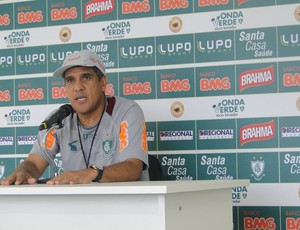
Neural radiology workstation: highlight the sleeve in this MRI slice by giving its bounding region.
[29,128,59,164]
[118,103,149,169]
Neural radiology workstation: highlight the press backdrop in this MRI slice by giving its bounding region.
[0,0,300,229]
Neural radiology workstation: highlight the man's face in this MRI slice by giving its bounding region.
[63,66,107,116]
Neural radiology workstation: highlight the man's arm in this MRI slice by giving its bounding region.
[46,158,143,185]
[0,154,49,185]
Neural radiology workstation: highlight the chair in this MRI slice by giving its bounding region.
[148,154,163,181]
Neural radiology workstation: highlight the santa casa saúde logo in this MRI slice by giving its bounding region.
[213,98,245,117]
[102,21,131,39]
[211,11,243,30]
[4,30,30,48]
[4,108,31,126]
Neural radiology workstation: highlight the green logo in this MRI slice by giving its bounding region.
[102,139,112,158]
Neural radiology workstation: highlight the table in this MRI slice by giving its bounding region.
[0,180,249,230]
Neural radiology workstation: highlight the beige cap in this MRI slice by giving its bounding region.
[53,49,106,77]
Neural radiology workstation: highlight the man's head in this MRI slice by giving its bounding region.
[53,50,105,78]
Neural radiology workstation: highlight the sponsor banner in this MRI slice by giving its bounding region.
[16,46,47,75]
[195,30,235,63]
[237,118,278,149]
[83,40,118,70]
[155,0,193,16]
[0,3,13,31]
[105,72,118,96]
[0,79,14,107]
[16,126,37,154]
[0,104,63,128]
[156,34,194,65]
[197,153,236,180]
[195,0,234,12]
[146,122,157,151]
[236,183,300,206]
[48,77,69,105]
[281,207,300,230]
[118,0,154,19]
[196,65,235,97]
[280,151,300,183]
[279,116,300,148]
[237,152,279,183]
[235,27,276,60]
[238,206,279,230]
[278,60,300,93]
[15,77,47,106]
[235,0,276,8]
[14,1,47,29]
[0,48,14,76]
[119,37,155,68]
[119,70,155,100]
[139,93,300,122]
[278,25,300,58]
[82,0,116,22]
[0,128,15,154]
[47,0,81,26]
[157,120,195,150]
[157,68,195,99]
[48,43,82,74]
[236,62,277,95]
[159,154,196,180]
[0,4,298,49]
[197,119,236,150]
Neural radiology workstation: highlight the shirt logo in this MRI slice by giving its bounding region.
[102,139,113,158]
[68,140,78,151]
[119,121,129,152]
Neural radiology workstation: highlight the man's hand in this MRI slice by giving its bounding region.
[0,171,37,186]
[46,168,96,185]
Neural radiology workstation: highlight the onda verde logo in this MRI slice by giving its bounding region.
[213,98,245,117]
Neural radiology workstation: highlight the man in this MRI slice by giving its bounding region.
[0,50,149,185]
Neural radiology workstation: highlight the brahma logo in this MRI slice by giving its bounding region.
[84,0,114,20]
[239,65,274,91]
[199,129,233,140]
[240,120,275,146]
[237,0,249,6]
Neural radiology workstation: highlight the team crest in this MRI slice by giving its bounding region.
[0,164,5,179]
[251,157,265,181]
[102,139,113,159]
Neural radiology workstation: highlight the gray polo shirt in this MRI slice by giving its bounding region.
[31,96,149,181]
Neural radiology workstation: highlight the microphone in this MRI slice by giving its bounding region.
[39,104,73,131]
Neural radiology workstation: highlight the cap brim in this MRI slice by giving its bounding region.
[53,64,102,77]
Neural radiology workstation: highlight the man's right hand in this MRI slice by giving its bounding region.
[0,171,37,185]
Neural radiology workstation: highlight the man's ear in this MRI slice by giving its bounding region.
[101,75,108,91]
